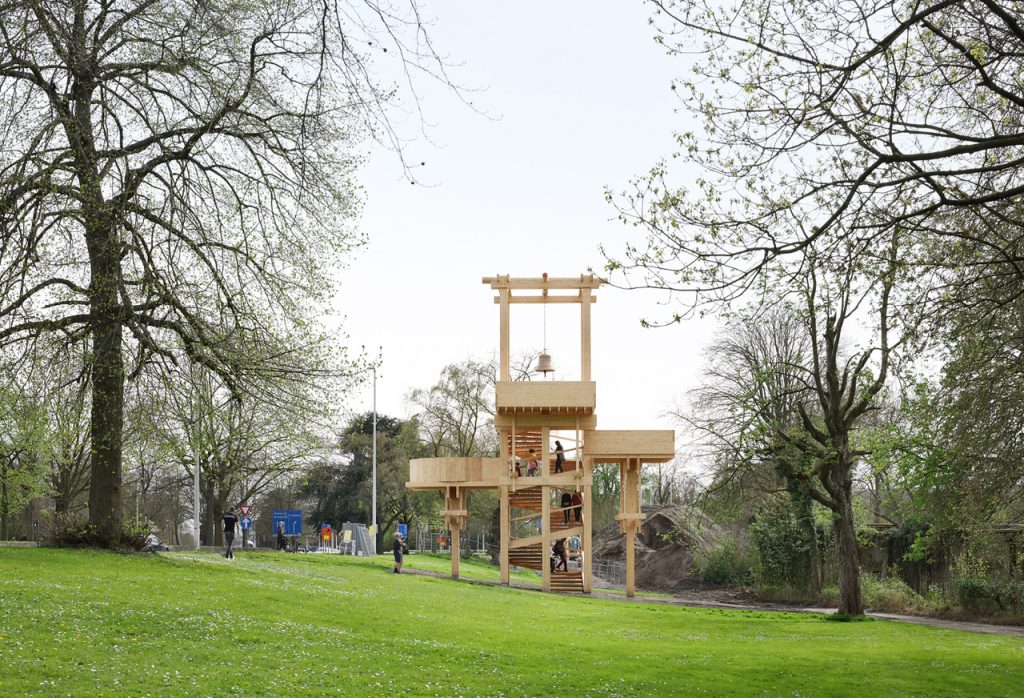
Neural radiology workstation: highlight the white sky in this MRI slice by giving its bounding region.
[332,2,717,433]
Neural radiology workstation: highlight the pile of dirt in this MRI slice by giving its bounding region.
[591,504,723,591]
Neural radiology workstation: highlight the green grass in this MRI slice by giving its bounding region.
[1,548,1022,696]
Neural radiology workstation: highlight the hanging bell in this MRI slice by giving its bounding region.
[534,352,555,376]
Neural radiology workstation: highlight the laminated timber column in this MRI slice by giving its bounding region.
[580,286,592,381]
[443,486,468,579]
[619,458,643,598]
[541,426,550,476]
[499,428,510,584]
[541,482,552,591]
[583,457,594,593]
[499,284,510,381]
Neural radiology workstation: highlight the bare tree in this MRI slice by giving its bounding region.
[607,1,1024,304]
[0,1,452,544]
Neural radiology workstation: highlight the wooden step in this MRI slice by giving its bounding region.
[550,570,584,592]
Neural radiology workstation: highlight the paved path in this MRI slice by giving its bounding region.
[401,567,1024,638]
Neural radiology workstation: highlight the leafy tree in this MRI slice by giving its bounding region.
[608,0,1024,305]
[304,412,437,551]
[0,375,50,539]
[0,0,450,545]
[407,359,500,458]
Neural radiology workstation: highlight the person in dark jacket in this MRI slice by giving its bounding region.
[222,507,239,559]
[571,490,583,523]
[554,441,565,473]
[560,491,573,525]
[277,522,288,552]
[393,532,408,573]
[552,538,568,572]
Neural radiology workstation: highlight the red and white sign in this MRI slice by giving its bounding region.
[239,505,254,517]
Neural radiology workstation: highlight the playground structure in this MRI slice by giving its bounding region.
[406,274,675,595]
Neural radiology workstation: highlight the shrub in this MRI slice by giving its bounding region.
[750,496,828,590]
[821,573,932,614]
[43,512,150,552]
[43,512,97,547]
[695,539,752,586]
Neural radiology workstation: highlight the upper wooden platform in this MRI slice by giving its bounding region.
[495,381,596,415]
[584,430,675,463]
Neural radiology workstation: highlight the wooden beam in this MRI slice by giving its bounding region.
[493,295,597,304]
[580,287,593,379]
[499,287,510,382]
[483,275,604,290]
[542,483,551,592]
[583,470,593,593]
[500,484,510,584]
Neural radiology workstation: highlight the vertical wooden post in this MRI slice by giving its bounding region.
[500,484,510,584]
[451,524,461,579]
[580,287,592,381]
[542,484,552,591]
[583,469,593,593]
[499,285,510,381]
[541,426,550,477]
[625,523,636,598]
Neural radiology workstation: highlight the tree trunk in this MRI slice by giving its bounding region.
[86,231,125,547]
[1,468,8,541]
[833,490,863,615]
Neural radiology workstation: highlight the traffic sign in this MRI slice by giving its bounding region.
[239,505,253,517]
[272,509,303,536]
[239,516,252,529]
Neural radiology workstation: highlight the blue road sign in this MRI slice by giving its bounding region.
[272,509,303,536]
[397,523,408,539]
[239,516,252,530]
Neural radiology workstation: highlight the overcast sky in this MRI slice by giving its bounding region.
[331,2,717,434]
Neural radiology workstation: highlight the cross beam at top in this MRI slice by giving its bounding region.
[485,273,606,381]
[483,274,604,291]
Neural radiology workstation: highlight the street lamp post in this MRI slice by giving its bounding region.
[371,366,377,555]
[192,440,200,550]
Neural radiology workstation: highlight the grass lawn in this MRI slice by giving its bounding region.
[1,548,1022,696]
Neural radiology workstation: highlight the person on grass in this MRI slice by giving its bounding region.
[222,507,239,559]
[391,532,407,569]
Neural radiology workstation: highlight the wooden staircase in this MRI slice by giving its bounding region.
[507,485,585,593]
[508,543,542,570]
[509,486,542,511]
[550,569,584,593]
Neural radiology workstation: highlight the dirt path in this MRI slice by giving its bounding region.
[402,567,1024,638]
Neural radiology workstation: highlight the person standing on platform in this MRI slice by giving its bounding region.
[554,441,565,474]
[571,490,583,523]
[222,507,239,559]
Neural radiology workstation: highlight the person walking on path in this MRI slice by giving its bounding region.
[222,507,240,559]
[554,441,565,474]
[571,490,583,523]
[277,522,288,552]
[393,532,408,574]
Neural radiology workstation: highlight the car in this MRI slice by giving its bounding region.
[143,534,169,552]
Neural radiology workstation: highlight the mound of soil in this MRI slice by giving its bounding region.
[591,504,722,591]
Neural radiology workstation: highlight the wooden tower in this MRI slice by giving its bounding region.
[407,274,674,596]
